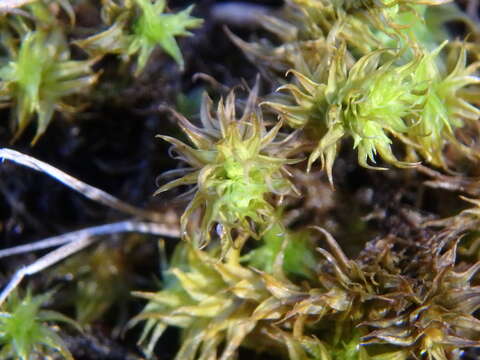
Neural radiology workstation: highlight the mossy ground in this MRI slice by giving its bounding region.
[0,0,479,359]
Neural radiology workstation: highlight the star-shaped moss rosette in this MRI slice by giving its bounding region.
[248,227,480,360]
[129,243,269,359]
[129,241,263,359]
[265,46,418,184]
[0,290,80,360]
[358,243,480,360]
[266,41,480,183]
[0,29,98,143]
[406,43,480,167]
[155,84,299,248]
[76,0,202,75]
[129,219,480,360]
[130,239,346,360]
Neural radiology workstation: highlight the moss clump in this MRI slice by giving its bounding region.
[0,291,79,360]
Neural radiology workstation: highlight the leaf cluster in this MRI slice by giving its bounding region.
[155,83,300,251]
[0,3,97,143]
[234,0,480,183]
[4,1,480,360]
[0,290,79,360]
[76,0,203,74]
[0,0,202,143]
[133,1,480,359]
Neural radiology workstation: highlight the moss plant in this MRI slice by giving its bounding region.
[0,24,98,143]
[3,0,480,360]
[407,44,480,166]
[234,0,480,183]
[0,0,202,143]
[76,0,203,74]
[265,46,417,182]
[266,42,480,182]
[155,84,299,251]
[0,290,79,360]
[129,242,268,359]
[131,0,480,359]
[133,225,480,360]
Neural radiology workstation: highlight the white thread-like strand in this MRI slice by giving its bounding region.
[0,220,179,259]
[0,220,179,305]
[0,148,176,225]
